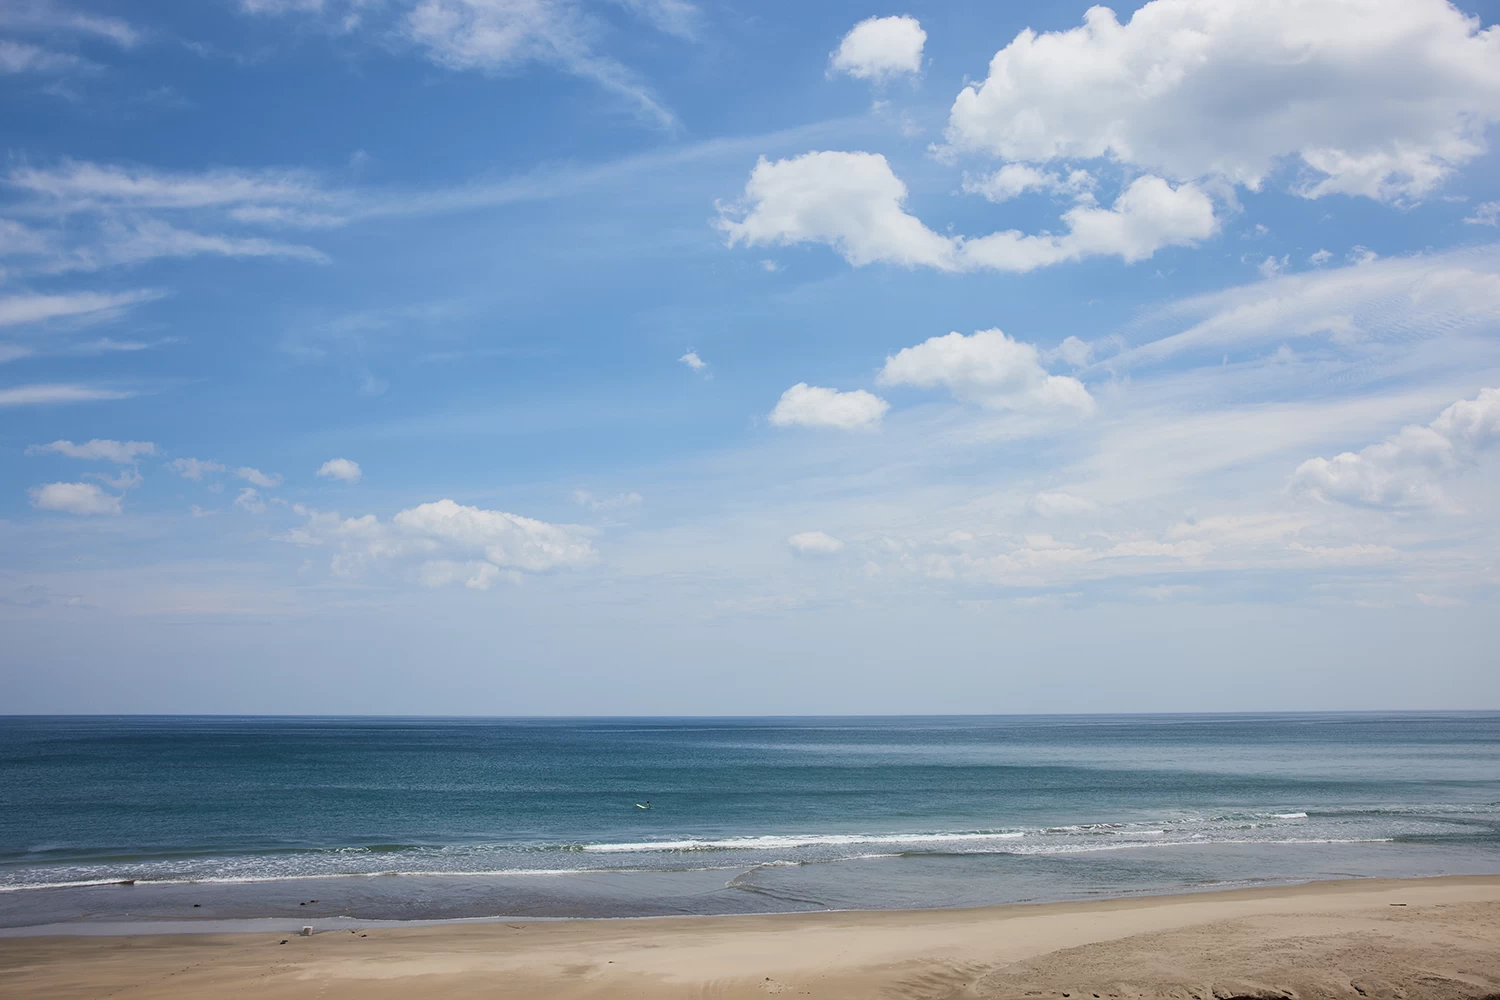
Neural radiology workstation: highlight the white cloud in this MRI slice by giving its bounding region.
[958,175,1217,272]
[10,160,327,211]
[0,383,134,406]
[944,0,1500,203]
[768,383,889,431]
[26,439,155,462]
[316,457,362,484]
[679,350,708,371]
[93,220,328,267]
[239,0,328,15]
[962,164,1093,203]
[0,39,91,74]
[169,457,226,481]
[234,487,268,514]
[611,0,698,40]
[1113,247,1500,369]
[719,153,1214,273]
[1290,387,1500,508]
[1309,249,1333,266]
[417,559,507,590]
[236,467,283,488]
[0,4,140,47]
[1257,254,1288,279]
[878,329,1095,414]
[0,290,160,328]
[90,467,142,491]
[718,152,958,270]
[573,490,643,511]
[29,481,122,515]
[1030,491,1099,517]
[788,531,845,555]
[403,0,679,128]
[829,15,925,82]
[1466,201,1500,227]
[288,498,598,585]
[2,162,334,276]
[1047,335,1093,368]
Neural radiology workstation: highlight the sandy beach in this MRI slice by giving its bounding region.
[3,876,1498,999]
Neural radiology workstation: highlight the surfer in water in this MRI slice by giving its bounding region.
[636,801,651,809]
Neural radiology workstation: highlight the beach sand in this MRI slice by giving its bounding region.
[3,876,1497,999]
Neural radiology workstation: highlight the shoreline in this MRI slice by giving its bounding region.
[0,871,1438,938]
[5,876,1499,998]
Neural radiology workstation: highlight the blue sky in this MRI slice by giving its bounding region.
[3,0,1499,714]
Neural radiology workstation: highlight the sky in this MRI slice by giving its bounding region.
[2,0,1499,715]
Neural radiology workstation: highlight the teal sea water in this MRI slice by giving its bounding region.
[1,713,1497,929]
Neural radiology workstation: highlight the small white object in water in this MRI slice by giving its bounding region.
[300,926,313,937]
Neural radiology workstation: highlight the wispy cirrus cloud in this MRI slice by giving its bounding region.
[235,0,693,129]
[0,289,161,328]
[0,382,135,406]
[0,2,142,49]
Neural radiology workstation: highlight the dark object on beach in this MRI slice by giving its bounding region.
[359,934,367,938]
[193,904,200,907]
[279,940,287,945]
[299,902,305,906]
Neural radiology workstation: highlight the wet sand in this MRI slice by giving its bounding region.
[3,875,1497,999]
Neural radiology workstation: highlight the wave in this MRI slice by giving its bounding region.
[4,804,1490,892]
[580,830,1025,853]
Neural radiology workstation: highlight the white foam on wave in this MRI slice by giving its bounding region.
[580,830,1026,853]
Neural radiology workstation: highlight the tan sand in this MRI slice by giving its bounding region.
[3,876,1498,999]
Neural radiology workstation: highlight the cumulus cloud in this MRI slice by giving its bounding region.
[768,383,889,430]
[679,351,708,371]
[943,0,1500,203]
[1466,201,1500,227]
[718,152,958,270]
[958,176,1217,272]
[316,457,362,484]
[28,481,122,515]
[788,530,845,555]
[168,457,226,481]
[878,329,1095,414]
[26,439,155,462]
[287,498,598,587]
[1290,387,1500,508]
[234,487,268,514]
[962,164,1094,203]
[236,466,282,488]
[718,153,1215,273]
[829,15,925,81]
[1047,336,1094,368]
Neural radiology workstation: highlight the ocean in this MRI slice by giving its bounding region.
[2,713,1498,930]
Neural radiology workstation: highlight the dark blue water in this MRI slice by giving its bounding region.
[1,714,1497,928]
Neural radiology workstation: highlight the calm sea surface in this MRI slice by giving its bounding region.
[1,714,1497,928]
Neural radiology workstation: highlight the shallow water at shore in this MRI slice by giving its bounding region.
[3,713,1497,927]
